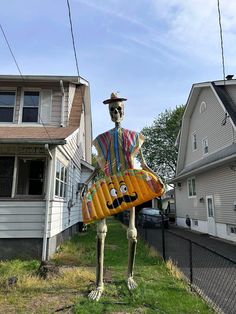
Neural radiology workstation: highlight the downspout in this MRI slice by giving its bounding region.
[42,145,53,261]
[60,80,65,127]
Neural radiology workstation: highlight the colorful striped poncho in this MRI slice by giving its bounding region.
[93,127,144,176]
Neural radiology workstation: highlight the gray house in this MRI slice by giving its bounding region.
[171,78,236,243]
[0,75,93,259]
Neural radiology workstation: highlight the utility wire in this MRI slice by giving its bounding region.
[66,0,80,79]
[0,24,24,78]
[217,0,226,83]
[66,0,86,115]
[0,23,54,144]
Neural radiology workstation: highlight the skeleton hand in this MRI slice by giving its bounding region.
[88,286,104,301]
[80,183,88,200]
[127,277,138,290]
[127,228,137,242]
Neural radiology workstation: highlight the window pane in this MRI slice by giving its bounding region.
[192,179,196,195]
[60,182,63,197]
[188,179,192,196]
[22,108,38,122]
[17,159,44,195]
[0,157,14,197]
[56,161,60,179]
[24,91,39,107]
[60,166,65,181]
[0,92,15,107]
[55,179,60,196]
[0,108,14,122]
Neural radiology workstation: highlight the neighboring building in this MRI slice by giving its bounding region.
[171,78,236,242]
[162,189,176,222]
[162,188,175,210]
[0,75,93,259]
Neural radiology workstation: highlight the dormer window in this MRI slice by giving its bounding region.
[202,137,209,155]
[0,91,15,122]
[22,91,39,122]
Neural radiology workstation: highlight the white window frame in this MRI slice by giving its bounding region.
[200,101,207,114]
[20,88,41,124]
[192,132,197,151]
[55,159,68,198]
[202,137,209,155]
[0,89,16,123]
[187,177,196,198]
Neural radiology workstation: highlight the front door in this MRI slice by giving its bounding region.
[206,195,216,236]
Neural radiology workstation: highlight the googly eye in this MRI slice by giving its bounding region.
[110,188,117,197]
[120,184,128,194]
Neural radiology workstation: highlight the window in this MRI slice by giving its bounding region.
[228,225,236,235]
[200,101,207,113]
[0,91,15,122]
[22,91,39,122]
[188,177,196,197]
[192,132,197,151]
[55,160,68,198]
[17,159,45,196]
[202,138,208,155]
[0,157,14,197]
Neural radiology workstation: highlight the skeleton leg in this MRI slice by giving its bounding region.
[88,218,107,301]
[127,207,138,290]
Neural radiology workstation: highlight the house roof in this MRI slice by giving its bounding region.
[175,79,236,176]
[0,74,89,86]
[171,143,236,182]
[0,126,78,144]
[211,82,236,125]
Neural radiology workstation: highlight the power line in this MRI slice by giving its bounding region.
[0,24,24,78]
[66,0,86,117]
[66,0,80,79]
[0,23,54,144]
[217,0,226,83]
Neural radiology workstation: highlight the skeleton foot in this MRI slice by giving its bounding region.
[127,277,138,290]
[88,286,104,301]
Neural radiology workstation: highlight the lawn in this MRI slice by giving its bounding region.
[0,218,214,313]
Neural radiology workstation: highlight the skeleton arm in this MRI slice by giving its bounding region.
[139,148,157,177]
[80,164,100,197]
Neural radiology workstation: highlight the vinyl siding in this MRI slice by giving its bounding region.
[175,164,236,224]
[0,201,45,238]
[185,87,234,166]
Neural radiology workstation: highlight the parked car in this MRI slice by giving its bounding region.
[138,208,169,228]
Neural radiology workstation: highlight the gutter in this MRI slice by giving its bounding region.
[60,80,65,127]
[42,146,54,261]
[170,153,236,184]
[0,139,66,145]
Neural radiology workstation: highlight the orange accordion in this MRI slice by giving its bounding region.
[82,169,165,223]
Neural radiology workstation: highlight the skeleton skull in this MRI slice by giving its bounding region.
[109,101,124,123]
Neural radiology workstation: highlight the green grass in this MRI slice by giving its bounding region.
[0,218,214,313]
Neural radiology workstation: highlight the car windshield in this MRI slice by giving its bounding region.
[142,208,161,215]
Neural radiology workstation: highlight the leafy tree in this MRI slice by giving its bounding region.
[139,105,185,182]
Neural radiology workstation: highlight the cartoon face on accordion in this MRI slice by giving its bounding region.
[82,169,165,223]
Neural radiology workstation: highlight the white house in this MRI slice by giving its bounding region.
[0,75,93,260]
[171,78,236,243]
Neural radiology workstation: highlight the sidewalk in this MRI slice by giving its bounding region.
[170,225,236,262]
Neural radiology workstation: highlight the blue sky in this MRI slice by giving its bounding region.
[1,0,236,138]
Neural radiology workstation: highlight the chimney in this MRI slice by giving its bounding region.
[226,75,234,80]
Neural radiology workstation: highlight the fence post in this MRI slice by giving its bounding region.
[161,213,166,261]
[144,214,147,241]
[189,240,193,288]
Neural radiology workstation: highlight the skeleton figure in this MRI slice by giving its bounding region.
[83,93,155,301]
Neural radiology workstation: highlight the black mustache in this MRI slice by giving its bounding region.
[107,192,138,209]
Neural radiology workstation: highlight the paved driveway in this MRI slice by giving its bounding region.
[137,224,236,314]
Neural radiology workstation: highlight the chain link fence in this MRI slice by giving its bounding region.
[117,211,236,314]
